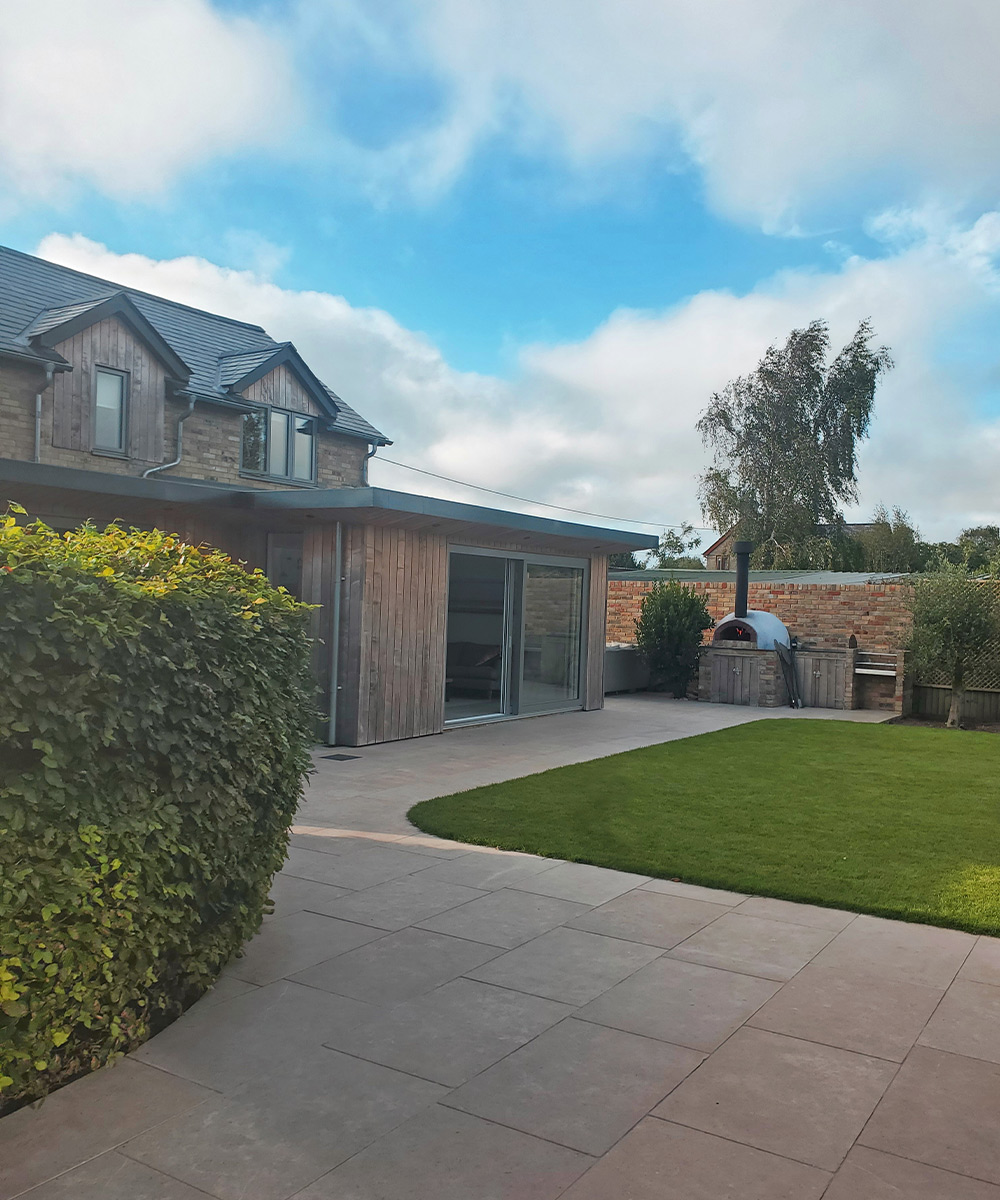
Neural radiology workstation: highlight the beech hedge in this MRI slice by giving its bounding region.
[0,510,314,1108]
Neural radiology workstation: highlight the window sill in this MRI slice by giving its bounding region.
[239,470,318,489]
[91,448,129,460]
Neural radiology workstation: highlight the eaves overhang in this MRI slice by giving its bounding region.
[245,486,659,552]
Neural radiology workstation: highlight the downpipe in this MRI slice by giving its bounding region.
[327,521,343,745]
[33,364,55,462]
[143,395,196,478]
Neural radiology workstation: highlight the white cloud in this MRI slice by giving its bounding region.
[305,0,1000,228]
[0,0,297,205]
[35,231,1000,541]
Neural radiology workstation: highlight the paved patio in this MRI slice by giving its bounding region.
[4,696,1000,1199]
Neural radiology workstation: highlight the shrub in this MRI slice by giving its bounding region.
[0,511,315,1109]
[635,582,714,697]
[908,568,1000,727]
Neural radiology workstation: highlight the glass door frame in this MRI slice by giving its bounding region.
[443,545,590,726]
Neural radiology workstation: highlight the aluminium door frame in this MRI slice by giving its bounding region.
[443,544,591,727]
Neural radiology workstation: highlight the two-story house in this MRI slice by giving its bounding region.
[0,245,654,745]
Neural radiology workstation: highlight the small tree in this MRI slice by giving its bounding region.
[648,523,704,569]
[909,569,1000,727]
[607,550,641,570]
[635,582,714,697]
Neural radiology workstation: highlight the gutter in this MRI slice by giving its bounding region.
[362,442,379,485]
[327,521,343,745]
[143,396,196,479]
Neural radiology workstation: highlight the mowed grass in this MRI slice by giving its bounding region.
[409,720,1000,935]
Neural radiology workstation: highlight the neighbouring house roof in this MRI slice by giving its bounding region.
[0,458,659,554]
[702,527,736,556]
[609,568,910,583]
[0,244,390,446]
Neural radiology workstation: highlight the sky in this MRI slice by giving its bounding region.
[1,0,999,544]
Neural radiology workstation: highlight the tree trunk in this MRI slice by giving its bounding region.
[947,665,965,729]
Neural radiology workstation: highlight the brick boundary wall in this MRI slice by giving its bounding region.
[607,577,913,653]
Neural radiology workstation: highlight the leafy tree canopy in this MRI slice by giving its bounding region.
[698,319,892,568]
[648,523,704,569]
[908,567,1000,726]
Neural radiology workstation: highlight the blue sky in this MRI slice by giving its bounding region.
[2,1,999,540]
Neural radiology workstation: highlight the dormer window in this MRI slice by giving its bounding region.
[241,406,316,483]
[94,368,127,453]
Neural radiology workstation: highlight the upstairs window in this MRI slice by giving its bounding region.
[241,407,316,482]
[94,368,127,453]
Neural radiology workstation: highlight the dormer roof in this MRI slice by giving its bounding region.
[0,245,390,445]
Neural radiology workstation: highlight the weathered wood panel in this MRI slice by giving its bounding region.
[51,316,167,461]
[241,365,320,415]
[912,684,1000,725]
[795,653,846,709]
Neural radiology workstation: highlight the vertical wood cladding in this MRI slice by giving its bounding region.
[51,317,166,462]
[336,525,450,746]
[241,365,320,416]
[335,528,605,747]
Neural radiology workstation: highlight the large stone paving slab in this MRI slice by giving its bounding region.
[917,978,1000,1064]
[19,1152,219,1199]
[860,1046,1000,1183]
[655,1027,897,1171]
[323,977,573,1086]
[808,913,975,988]
[568,888,729,948]
[825,1146,1000,1199]
[291,926,503,1006]
[507,861,651,905]
[667,911,837,980]
[748,962,944,1060]
[308,874,487,930]
[409,849,564,891]
[293,1105,591,1200]
[443,1017,703,1154]
[132,979,375,1093]
[124,1051,445,1200]
[415,887,590,948]
[560,1118,831,1199]
[466,926,662,1004]
[222,910,387,986]
[0,1060,213,1200]
[577,955,781,1050]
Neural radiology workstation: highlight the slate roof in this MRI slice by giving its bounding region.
[0,244,390,445]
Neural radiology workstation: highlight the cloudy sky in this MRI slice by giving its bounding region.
[2,0,999,542]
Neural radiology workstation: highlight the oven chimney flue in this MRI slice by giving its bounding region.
[734,540,752,619]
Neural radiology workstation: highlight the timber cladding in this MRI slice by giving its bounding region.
[332,527,609,747]
[607,577,913,652]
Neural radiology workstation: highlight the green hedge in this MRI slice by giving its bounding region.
[0,510,315,1108]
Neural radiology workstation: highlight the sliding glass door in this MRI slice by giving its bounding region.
[520,562,585,710]
[444,548,587,724]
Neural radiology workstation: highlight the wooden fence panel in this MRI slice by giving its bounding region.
[911,685,1000,724]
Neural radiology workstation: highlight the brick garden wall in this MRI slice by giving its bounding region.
[607,576,913,653]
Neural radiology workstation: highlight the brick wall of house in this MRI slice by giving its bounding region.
[0,362,39,460]
[607,576,913,652]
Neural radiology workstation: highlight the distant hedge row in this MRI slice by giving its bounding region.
[0,510,315,1108]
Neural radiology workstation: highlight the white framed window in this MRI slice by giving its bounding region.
[94,368,127,453]
[241,406,316,482]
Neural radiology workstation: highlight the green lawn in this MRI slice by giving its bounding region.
[409,721,1000,935]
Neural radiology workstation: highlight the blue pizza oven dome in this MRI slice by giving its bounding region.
[712,610,790,650]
